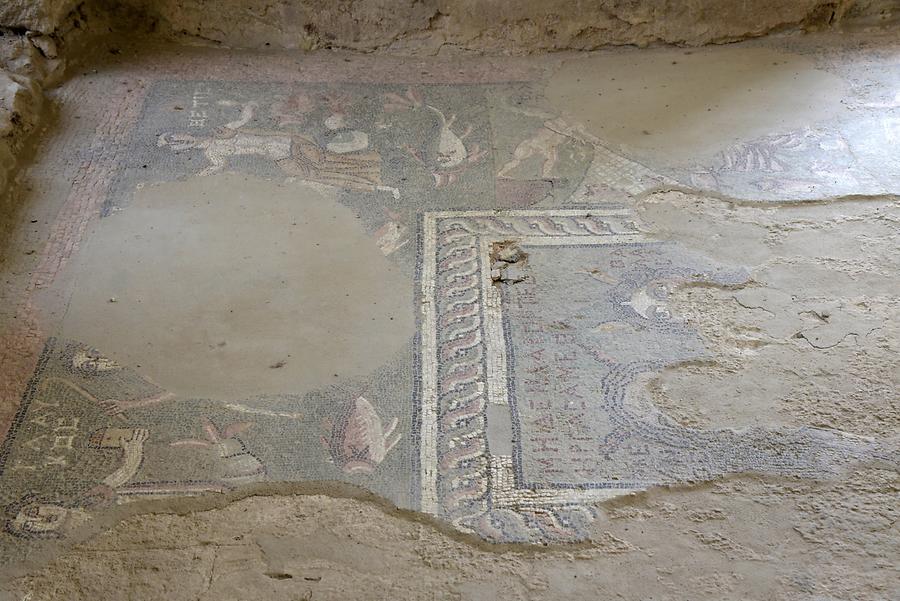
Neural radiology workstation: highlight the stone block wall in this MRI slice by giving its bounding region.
[102,0,898,51]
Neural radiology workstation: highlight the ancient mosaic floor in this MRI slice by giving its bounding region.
[1,34,899,565]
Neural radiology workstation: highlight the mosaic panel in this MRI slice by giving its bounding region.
[417,209,882,541]
[0,66,893,558]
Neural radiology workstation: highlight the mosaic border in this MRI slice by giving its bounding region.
[418,209,647,540]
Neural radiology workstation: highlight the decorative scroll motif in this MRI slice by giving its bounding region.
[419,209,646,541]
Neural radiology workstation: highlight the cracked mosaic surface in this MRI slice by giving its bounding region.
[1,39,899,558]
[415,210,881,541]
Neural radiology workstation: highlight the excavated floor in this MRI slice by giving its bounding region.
[0,31,898,600]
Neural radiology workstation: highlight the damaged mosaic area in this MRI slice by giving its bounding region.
[416,210,884,541]
[1,43,899,562]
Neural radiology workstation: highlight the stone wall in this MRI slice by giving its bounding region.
[0,31,51,204]
[97,0,900,51]
[1,1,88,198]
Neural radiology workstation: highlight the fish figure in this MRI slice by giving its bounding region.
[621,285,670,320]
[322,396,401,474]
[425,105,468,169]
[71,349,120,374]
[385,88,486,188]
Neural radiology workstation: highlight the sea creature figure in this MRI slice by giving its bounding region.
[717,128,849,173]
[497,119,571,179]
[322,396,401,474]
[426,105,469,169]
[382,88,424,112]
[621,284,671,320]
[270,92,315,127]
[171,417,266,483]
[71,349,120,374]
[384,87,486,188]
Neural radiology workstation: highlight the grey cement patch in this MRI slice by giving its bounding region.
[59,173,414,400]
[547,46,849,166]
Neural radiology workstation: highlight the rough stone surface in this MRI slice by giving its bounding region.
[0,1,94,210]
[97,0,900,51]
[3,471,899,600]
[0,35,42,199]
[0,0,81,34]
